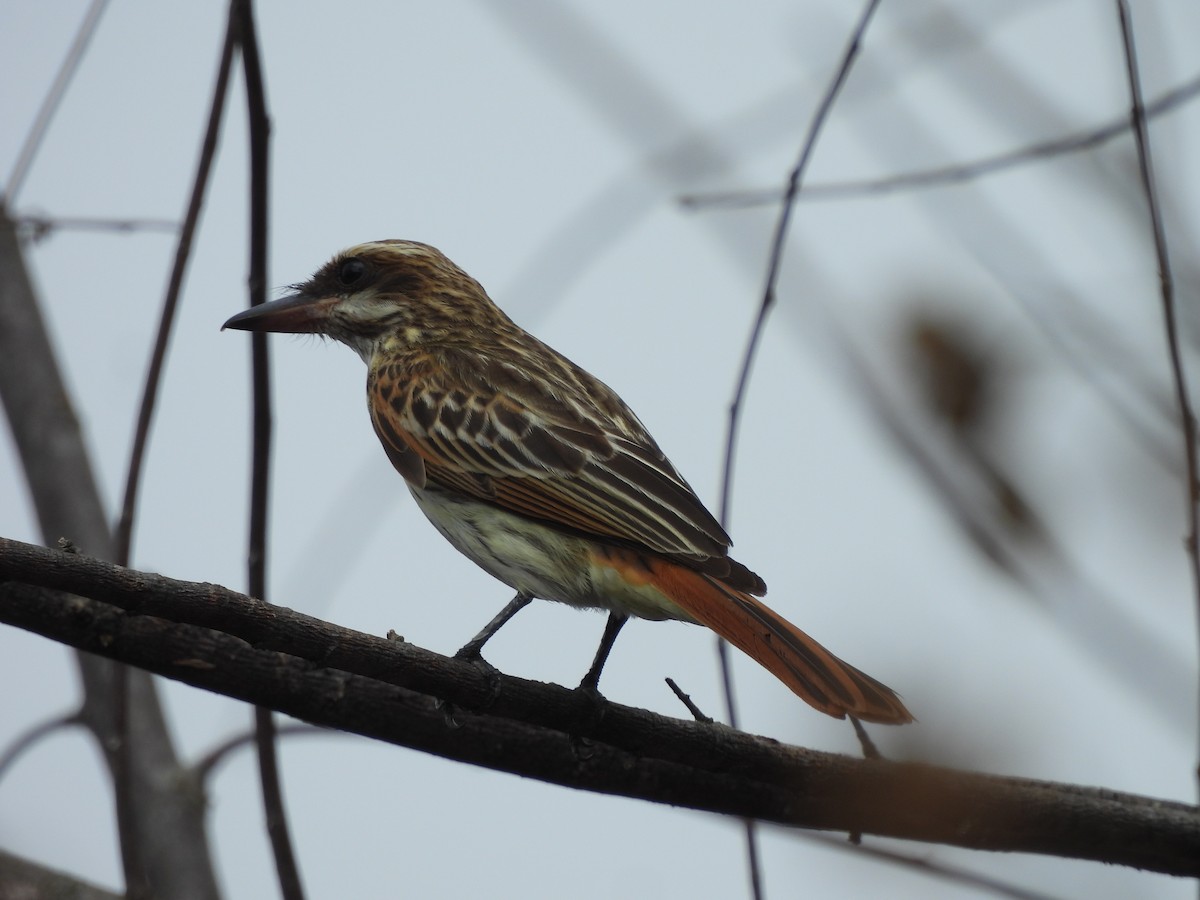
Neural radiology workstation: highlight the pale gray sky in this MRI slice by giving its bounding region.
[2,1,1199,897]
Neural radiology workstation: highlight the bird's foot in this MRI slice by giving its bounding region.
[570,677,611,735]
[453,638,489,663]
[453,646,504,709]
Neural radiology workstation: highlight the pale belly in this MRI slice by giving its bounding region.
[407,483,693,623]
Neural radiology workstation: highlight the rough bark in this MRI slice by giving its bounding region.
[1,537,1196,878]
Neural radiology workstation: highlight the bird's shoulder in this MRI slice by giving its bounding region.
[366,333,764,592]
[373,333,664,456]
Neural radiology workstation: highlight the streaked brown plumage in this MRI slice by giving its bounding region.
[223,240,912,724]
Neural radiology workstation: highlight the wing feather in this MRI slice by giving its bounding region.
[370,346,764,592]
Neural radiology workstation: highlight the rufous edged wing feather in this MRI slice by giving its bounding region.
[369,348,768,593]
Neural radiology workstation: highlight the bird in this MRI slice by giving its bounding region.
[223,240,912,724]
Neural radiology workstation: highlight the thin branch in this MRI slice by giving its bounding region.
[3,0,111,206]
[715,3,881,895]
[665,678,713,724]
[718,0,880,524]
[194,724,329,783]
[230,2,304,897]
[713,641,762,898]
[680,71,1200,210]
[0,710,82,783]
[113,0,236,567]
[111,645,141,896]
[1114,1,1200,800]
[791,832,1061,900]
[0,542,1197,877]
[16,214,179,241]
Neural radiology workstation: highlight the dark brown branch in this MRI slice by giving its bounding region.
[1,537,1197,877]
[230,1,304,896]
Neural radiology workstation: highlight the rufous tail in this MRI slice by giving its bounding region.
[653,560,912,724]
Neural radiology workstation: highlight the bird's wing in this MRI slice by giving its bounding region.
[368,345,745,570]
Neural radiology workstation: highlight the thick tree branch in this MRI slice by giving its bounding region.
[0,537,1196,877]
[0,214,219,899]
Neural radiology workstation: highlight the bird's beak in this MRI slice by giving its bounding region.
[221,292,338,334]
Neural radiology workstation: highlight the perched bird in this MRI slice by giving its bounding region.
[223,240,911,724]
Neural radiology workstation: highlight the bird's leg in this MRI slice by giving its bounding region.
[578,612,629,693]
[454,592,533,661]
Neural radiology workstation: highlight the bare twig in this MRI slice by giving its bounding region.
[194,724,329,783]
[791,831,1061,900]
[113,0,236,567]
[665,677,713,723]
[1114,1,1199,799]
[0,710,82,783]
[3,0,111,206]
[718,0,880,525]
[110,658,142,895]
[16,214,179,241]
[681,71,1200,210]
[715,3,882,895]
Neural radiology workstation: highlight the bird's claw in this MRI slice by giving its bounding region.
[570,679,610,734]
[453,648,504,708]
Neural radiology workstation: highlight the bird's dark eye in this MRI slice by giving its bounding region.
[337,258,367,287]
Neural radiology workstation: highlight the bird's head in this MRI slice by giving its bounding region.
[222,240,505,362]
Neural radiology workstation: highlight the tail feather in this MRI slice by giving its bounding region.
[653,560,912,724]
